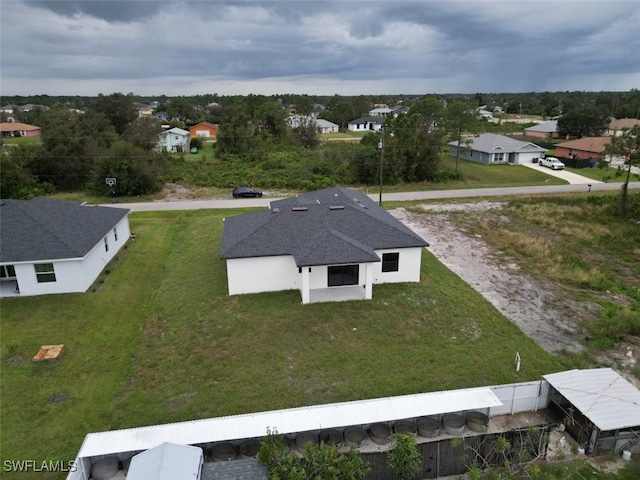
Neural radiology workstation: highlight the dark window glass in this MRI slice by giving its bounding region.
[328,265,359,286]
[382,253,400,272]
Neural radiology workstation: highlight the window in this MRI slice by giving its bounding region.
[328,265,359,287]
[114,227,118,242]
[35,263,56,283]
[382,253,400,272]
[0,265,16,278]
[104,237,109,252]
[494,153,504,162]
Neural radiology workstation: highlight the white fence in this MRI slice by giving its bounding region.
[489,381,550,416]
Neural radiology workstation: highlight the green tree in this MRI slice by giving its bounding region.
[92,92,138,136]
[167,97,198,124]
[605,125,640,216]
[92,141,167,196]
[387,434,422,480]
[557,105,607,138]
[216,101,257,156]
[258,435,370,480]
[0,145,52,199]
[385,96,445,183]
[125,117,162,151]
[254,101,289,141]
[444,98,478,172]
[294,116,320,149]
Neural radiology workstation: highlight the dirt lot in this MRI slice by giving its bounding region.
[390,203,639,383]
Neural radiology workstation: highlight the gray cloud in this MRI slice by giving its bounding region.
[27,0,168,23]
[2,1,639,96]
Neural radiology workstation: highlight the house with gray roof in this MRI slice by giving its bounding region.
[524,120,558,139]
[347,116,384,132]
[0,198,130,297]
[448,133,546,165]
[220,187,428,304]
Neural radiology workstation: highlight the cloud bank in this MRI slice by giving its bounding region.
[2,0,639,95]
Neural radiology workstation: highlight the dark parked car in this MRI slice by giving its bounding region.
[232,187,263,198]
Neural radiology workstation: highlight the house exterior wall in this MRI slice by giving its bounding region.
[448,146,540,165]
[372,247,422,284]
[348,122,369,132]
[190,124,218,138]
[161,133,190,153]
[226,247,422,299]
[10,215,130,297]
[226,256,299,295]
[448,146,492,164]
[555,146,601,160]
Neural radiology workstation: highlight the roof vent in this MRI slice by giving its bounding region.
[272,208,279,214]
[292,207,308,212]
[329,205,344,210]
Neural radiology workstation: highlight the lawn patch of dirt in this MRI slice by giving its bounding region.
[391,203,589,354]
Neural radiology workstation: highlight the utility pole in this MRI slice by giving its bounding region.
[378,130,384,206]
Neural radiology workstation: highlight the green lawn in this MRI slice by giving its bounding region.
[0,207,565,479]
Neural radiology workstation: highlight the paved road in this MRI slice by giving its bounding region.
[104,182,640,212]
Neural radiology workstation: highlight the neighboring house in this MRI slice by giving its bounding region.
[606,118,640,137]
[315,118,339,134]
[448,133,545,165]
[0,198,130,297]
[524,121,558,139]
[127,443,204,480]
[369,107,393,116]
[554,137,610,164]
[136,104,154,117]
[154,111,169,121]
[288,116,339,134]
[0,122,41,137]
[220,187,428,304]
[477,109,493,119]
[158,127,190,153]
[348,117,384,132]
[189,121,218,138]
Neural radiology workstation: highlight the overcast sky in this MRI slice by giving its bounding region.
[1,0,639,97]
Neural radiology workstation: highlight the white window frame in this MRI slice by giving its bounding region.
[35,263,56,283]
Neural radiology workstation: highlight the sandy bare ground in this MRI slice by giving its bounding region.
[390,202,586,354]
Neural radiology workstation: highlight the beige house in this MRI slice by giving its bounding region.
[607,118,640,136]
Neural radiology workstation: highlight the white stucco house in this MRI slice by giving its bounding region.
[158,127,190,153]
[220,187,428,304]
[348,117,384,132]
[0,198,130,297]
[448,133,546,165]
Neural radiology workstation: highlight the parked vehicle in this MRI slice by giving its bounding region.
[539,156,565,170]
[232,187,263,198]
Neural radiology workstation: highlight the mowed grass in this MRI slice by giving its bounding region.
[378,157,567,193]
[1,208,565,478]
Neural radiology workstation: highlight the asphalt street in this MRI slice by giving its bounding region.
[104,182,640,212]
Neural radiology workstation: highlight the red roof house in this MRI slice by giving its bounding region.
[0,122,41,138]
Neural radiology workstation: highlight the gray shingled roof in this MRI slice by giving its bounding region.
[201,459,267,480]
[220,187,428,267]
[0,198,129,263]
[449,133,545,153]
[524,120,558,133]
[348,116,384,125]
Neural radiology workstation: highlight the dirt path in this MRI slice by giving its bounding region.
[390,203,584,354]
